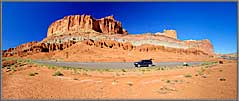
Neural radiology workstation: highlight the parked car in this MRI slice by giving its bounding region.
[134,59,153,67]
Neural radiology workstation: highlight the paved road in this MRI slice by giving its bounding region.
[33,60,205,69]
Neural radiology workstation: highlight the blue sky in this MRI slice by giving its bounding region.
[2,2,237,54]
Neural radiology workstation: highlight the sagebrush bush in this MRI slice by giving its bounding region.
[219,61,223,64]
[184,74,192,78]
[29,72,38,76]
[219,77,226,81]
[52,71,64,76]
[121,69,127,72]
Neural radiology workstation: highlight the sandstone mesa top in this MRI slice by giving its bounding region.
[47,15,128,37]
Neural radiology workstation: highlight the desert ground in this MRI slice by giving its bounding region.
[2,58,237,100]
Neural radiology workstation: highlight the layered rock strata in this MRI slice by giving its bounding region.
[2,14,215,60]
[47,15,128,37]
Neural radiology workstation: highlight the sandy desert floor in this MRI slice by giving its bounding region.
[2,58,237,100]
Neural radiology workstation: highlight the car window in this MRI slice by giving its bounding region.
[140,60,152,63]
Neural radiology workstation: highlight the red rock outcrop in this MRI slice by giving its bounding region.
[164,30,177,39]
[2,41,77,57]
[82,39,133,50]
[184,39,214,55]
[81,39,208,56]
[2,41,38,57]
[47,15,128,37]
[2,14,215,61]
[15,41,38,50]
[155,30,177,39]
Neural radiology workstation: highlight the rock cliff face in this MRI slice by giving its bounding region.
[2,14,215,61]
[155,30,177,39]
[2,41,77,57]
[2,41,38,57]
[163,30,177,39]
[82,39,209,55]
[3,39,211,58]
[47,15,128,37]
[184,39,214,55]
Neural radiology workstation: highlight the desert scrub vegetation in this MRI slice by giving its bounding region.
[73,78,78,80]
[96,68,121,72]
[3,58,19,72]
[156,86,177,94]
[42,64,71,70]
[195,67,209,78]
[72,68,80,74]
[154,66,186,71]
[112,79,118,85]
[139,68,152,73]
[47,65,57,70]
[11,67,17,72]
[82,71,89,76]
[5,67,17,72]
[115,72,121,76]
[52,71,64,76]
[61,66,72,70]
[196,67,206,76]
[218,60,223,64]
[201,61,218,66]
[121,69,127,72]
[12,58,33,65]
[155,67,166,71]
[28,72,39,76]
[127,82,133,86]
[166,80,171,83]
[103,69,111,72]
[184,74,192,78]
[2,59,17,68]
[219,77,226,81]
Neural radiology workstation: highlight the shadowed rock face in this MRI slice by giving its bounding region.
[47,15,128,37]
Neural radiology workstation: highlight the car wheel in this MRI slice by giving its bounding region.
[148,64,152,67]
[138,64,141,67]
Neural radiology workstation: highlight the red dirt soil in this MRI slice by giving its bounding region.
[2,60,237,100]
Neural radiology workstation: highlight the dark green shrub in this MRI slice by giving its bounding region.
[121,69,127,72]
[29,72,38,76]
[219,61,223,64]
[184,74,192,78]
[52,71,64,76]
[219,77,226,81]
[127,82,133,86]
[166,80,170,83]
